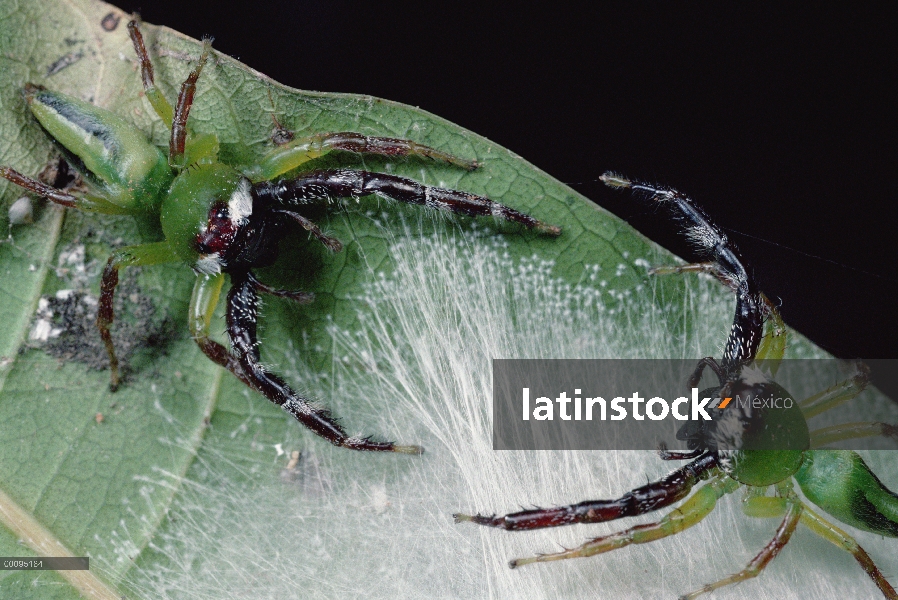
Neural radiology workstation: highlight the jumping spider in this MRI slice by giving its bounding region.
[457,173,898,599]
[0,20,560,455]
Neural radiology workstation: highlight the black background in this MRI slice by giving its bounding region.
[110,2,897,362]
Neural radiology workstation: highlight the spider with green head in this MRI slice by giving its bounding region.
[456,173,898,599]
[0,20,560,455]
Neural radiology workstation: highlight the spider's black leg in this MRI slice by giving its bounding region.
[226,270,421,453]
[309,132,481,169]
[190,273,309,388]
[98,242,180,390]
[687,357,726,389]
[455,452,718,530]
[602,172,761,368]
[252,169,562,236]
[0,167,128,214]
[127,19,174,126]
[649,261,743,293]
[657,445,704,461]
[275,209,343,253]
[247,270,315,304]
[168,36,212,169]
[254,132,484,180]
[507,473,738,569]
[189,273,255,389]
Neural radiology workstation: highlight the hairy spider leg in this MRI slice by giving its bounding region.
[454,452,719,530]
[736,486,897,600]
[754,293,786,367]
[657,447,705,461]
[127,20,218,169]
[168,38,212,168]
[275,209,344,253]
[680,491,803,600]
[98,242,180,390]
[0,167,128,215]
[798,363,898,446]
[508,475,740,568]
[650,261,747,299]
[685,356,726,389]
[799,500,898,599]
[689,479,897,599]
[601,172,762,368]
[225,271,422,453]
[652,261,787,371]
[252,131,481,182]
[810,422,898,447]
[265,87,294,146]
[189,273,253,388]
[188,272,315,391]
[246,271,316,304]
[127,19,174,127]
[801,362,870,418]
[252,170,562,236]
[787,361,898,447]
[95,23,226,391]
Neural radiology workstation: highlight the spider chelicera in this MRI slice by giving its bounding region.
[0,20,560,455]
[456,173,898,599]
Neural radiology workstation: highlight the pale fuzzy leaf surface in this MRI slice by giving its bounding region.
[0,1,895,599]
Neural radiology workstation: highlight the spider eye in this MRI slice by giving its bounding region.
[195,201,238,255]
[193,177,255,259]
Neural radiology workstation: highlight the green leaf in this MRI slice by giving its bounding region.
[1,2,896,599]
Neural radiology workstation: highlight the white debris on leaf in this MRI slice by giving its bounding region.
[55,243,95,289]
[8,196,33,225]
[29,318,55,341]
[30,296,61,341]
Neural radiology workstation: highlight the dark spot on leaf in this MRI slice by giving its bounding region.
[26,270,179,383]
[101,13,120,32]
[46,52,83,77]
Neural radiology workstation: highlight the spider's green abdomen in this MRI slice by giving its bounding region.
[161,162,249,267]
[797,450,898,537]
[26,86,172,212]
